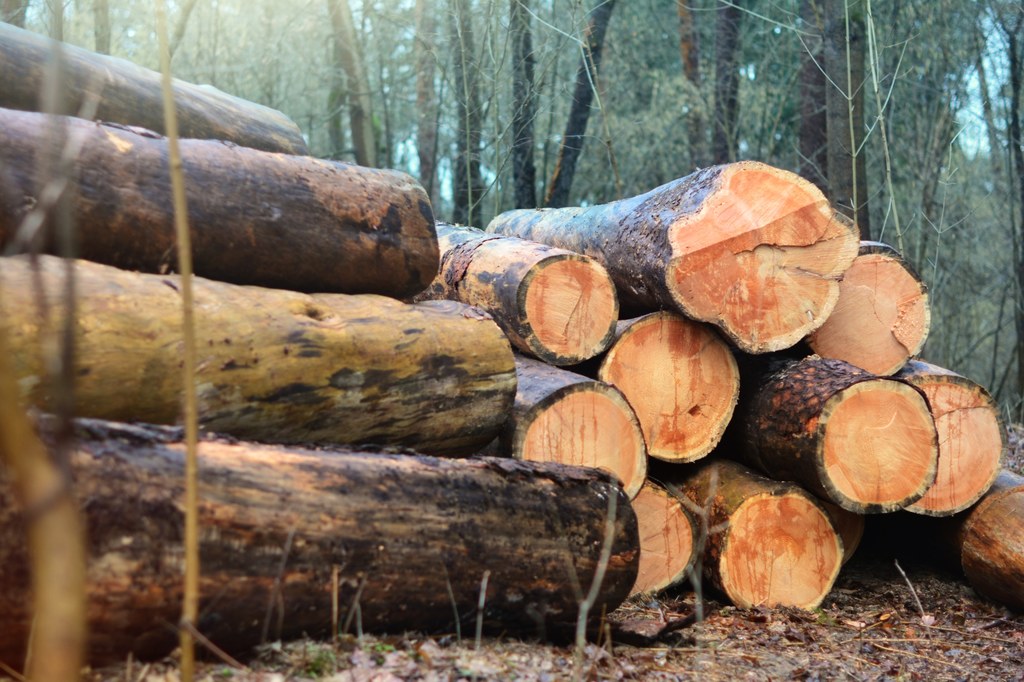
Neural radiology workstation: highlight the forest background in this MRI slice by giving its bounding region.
[3,0,1022,420]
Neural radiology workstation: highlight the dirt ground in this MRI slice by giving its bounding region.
[16,426,1024,682]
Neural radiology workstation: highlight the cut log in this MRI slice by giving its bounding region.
[818,499,865,564]
[0,255,514,455]
[415,223,618,365]
[730,355,938,513]
[487,161,860,353]
[498,355,647,498]
[895,361,1005,516]
[806,241,930,375]
[663,459,843,609]
[955,470,1024,611]
[628,480,697,596]
[596,312,739,463]
[0,22,308,154]
[0,108,437,298]
[0,418,640,666]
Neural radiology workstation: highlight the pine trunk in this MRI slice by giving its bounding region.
[0,22,307,154]
[0,418,641,666]
[488,162,860,353]
[416,224,618,365]
[0,108,438,298]
[0,255,515,455]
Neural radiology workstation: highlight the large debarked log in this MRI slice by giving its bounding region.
[487,161,860,353]
[0,22,308,154]
[0,256,514,455]
[0,108,438,298]
[0,418,640,666]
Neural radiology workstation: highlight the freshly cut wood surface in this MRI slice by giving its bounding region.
[597,312,739,463]
[416,223,618,365]
[487,161,859,353]
[0,418,640,665]
[0,108,437,298]
[956,470,1024,611]
[0,22,308,154]
[629,480,697,596]
[665,460,842,609]
[896,360,1005,516]
[807,241,930,375]
[0,256,514,455]
[500,355,647,498]
[731,355,938,513]
[818,499,865,564]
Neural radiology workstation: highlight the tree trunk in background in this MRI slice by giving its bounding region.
[414,0,439,203]
[92,0,110,54]
[510,0,537,208]
[798,0,827,192]
[712,0,741,164]
[1,0,28,27]
[824,0,870,239]
[677,0,706,166]
[168,0,199,58]
[449,0,485,225]
[543,0,616,208]
[1005,14,1024,411]
[328,0,376,167]
[47,0,61,40]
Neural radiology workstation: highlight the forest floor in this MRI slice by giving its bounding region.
[45,425,1024,681]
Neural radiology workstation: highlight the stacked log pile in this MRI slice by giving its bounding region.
[0,28,1020,670]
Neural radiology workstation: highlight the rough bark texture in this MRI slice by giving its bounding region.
[0,256,515,455]
[807,241,930,375]
[498,356,647,499]
[489,161,860,353]
[896,360,1005,517]
[629,480,697,596]
[663,459,842,609]
[0,108,438,298]
[415,224,618,365]
[956,470,1024,611]
[729,355,938,513]
[0,418,641,666]
[596,312,739,463]
[0,22,307,154]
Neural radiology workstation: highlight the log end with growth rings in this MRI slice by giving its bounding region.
[629,480,697,596]
[666,162,859,353]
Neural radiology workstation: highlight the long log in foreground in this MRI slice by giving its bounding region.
[663,460,843,609]
[0,22,308,154]
[596,312,739,463]
[488,161,860,353]
[730,355,938,513]
[498,356,647,499]
[0,256,514,455]
[806,241,930,375]
[416,223,618,365]
[0,108,437,298]
[896,361,1005,516]
[629,480,697,596]
[0,419,640,666]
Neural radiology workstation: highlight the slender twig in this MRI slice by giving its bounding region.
[178,620,246,670]
[442,563,463,643]
[331,565,340,646]
[893,559,930,626]
[474,570,491,651]
[574,489,618,664]
[261,529,296,644]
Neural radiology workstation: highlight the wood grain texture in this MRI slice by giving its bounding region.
[957,471,1024,610]
[0,418,640,665]
[0,108,438,298]
[0,255,514,455]
[629,480,697,596]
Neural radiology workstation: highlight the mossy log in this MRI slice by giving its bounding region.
[0,22,307,154]
[628,480,697,596]
[0,255,514,455]
[595,312,739,463]
[497,355,647,499]
[0,108,437,298]
[895,360,1005,516]
[0,418,640,666]
[415,223,618,365]
[662,459,842,609]
[807,241,930,375]
[487,161,859,353]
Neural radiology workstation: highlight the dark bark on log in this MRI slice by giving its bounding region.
[0,418,641,667]
[489,162,859,353]
[0,255,514,455]
[728,355,938,513]
[0,108,438,298]
[510,0,538,208]
[0,22,307,154]
[415,223,617,365]
[497,356,647,499]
